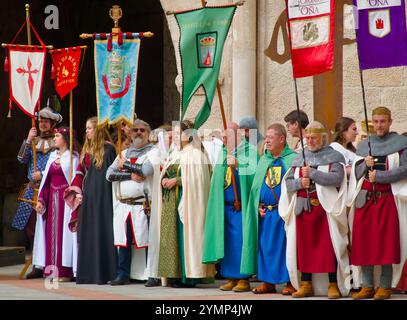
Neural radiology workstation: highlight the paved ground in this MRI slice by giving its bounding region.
[1,263,406,300]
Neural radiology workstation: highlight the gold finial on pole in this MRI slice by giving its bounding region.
[25,4,32,45]
[109,5,123,29]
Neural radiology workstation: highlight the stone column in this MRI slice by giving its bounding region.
[232,0,257,122]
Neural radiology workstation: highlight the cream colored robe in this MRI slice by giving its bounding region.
[148,143,216,278]
[279,164,350,297]
[145,144,170,279]
[179,144,216,277]
[347,153,407,288]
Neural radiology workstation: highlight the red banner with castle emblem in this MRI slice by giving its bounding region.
[51,47,83,100]
[286,0,335,78]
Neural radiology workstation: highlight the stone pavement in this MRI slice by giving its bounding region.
[1,263,406,300]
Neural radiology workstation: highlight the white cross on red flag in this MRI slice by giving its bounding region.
[9,47,46,117]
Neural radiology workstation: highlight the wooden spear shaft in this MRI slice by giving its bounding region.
[20,3,34,280]
[69,91,74,183]
[202,0,240,212]
[26,4,37,189]
[118,122,122,159]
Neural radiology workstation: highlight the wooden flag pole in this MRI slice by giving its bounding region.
[166,1,245,15]
[201,0,241,211]
[19,3,34,280]
[26,4,37,174]
[293,78,311,209]
[358,64,377,204]
[69,91,74,183]
[118,122,122,159]
[216,81,241,212]
[79,32,154,39]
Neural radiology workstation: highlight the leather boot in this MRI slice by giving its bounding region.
[282,282,296,296]
[292,281,314,298]
[352,287,375,300]
[327,282,342,299]
[26,267,43,279]
[252,282,276,294]
[232,279,251,292]
[219,279,237,291]
[374,287,392,300]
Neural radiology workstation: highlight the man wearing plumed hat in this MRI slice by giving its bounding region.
[12,104,63,279]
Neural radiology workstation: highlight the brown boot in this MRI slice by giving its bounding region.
[26,267,43,279]
[327,283,342,299]
[220,279,237,291]
[232,279,251,292]
[292,281,314,298]
[282,282,296,296]
[252,282,276,294]
[374,287,392,300]
[352,287,375,300]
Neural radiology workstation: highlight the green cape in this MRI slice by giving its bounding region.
[202,139,259,264]
[240,144,297,275]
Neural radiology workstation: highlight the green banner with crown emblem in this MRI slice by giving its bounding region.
[175,6,236,128]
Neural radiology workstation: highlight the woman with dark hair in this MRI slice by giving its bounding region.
[330,117,358,177]
[33,127,79,282]
[64,116,117,284]
[153,120,216,287]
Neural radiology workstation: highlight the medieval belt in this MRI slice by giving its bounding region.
[310,198,320,207]
[259,203,278,211]
[366,191,392,200]
[119,196,144,206]
[225,201,241,208]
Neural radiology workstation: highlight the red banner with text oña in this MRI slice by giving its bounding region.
[286,0,335,78]
[51,47,83,100]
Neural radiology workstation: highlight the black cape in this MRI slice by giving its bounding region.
[76,143,117,284]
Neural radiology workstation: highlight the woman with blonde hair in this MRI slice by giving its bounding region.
[64,116,117,284]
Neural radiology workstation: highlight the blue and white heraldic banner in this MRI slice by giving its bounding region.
[94,39,141,126]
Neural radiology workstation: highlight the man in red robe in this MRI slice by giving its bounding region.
[349,107,407,300]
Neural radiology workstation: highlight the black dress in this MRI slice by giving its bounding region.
[76,143,117,284]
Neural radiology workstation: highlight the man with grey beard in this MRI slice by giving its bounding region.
[106,119,161,286]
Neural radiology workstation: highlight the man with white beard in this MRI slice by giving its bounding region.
[106,119,160,285]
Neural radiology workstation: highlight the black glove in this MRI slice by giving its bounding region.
[123,161,144,177]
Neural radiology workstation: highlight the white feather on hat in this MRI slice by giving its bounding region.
[39,107,63,124]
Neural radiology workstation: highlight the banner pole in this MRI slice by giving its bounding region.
[293,77,311,208]
[20,3,36,280]
[69,91,74,183]
[118,122,122,159]
[202,0,240,211]
[26,3,37,189]
[216,80,240,211]
[358,66,377,204]
[353,2,376,203]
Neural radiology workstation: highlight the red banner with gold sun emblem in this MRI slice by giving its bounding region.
[51,47,83,100]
